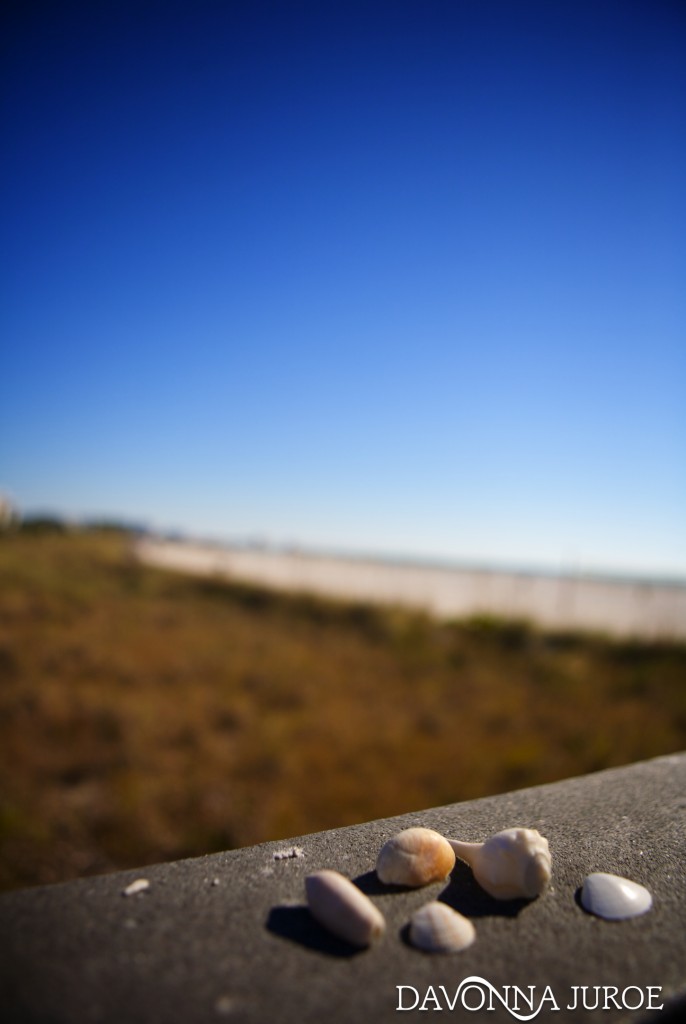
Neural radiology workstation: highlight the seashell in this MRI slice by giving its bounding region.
[448,827,551,899]
[409,901,476,953]
[376,827,456,887]
[580,872,652,920]
[305,869,386,947]
[122,878,150,896]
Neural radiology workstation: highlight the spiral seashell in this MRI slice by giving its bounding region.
[305,869,386,947]
[409,901,476,953]
[448,827,551,900]
[376,827,456,887]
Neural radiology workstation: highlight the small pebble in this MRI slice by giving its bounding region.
[306,869,386,947]
[122,878,150,897]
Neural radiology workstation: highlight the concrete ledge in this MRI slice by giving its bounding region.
[1,754,685,1023]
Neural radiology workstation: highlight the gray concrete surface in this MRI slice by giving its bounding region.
[1,754,685,1024]
[135,538,686,639]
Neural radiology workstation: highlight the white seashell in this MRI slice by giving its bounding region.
[122,878,150,896]
[305,869,386,947]
[448,827,551,899]
[376,828,456,887]
[580,872,652,920]
[409,901,476,953]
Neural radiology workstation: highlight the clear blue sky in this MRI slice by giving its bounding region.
[2,0,685,577]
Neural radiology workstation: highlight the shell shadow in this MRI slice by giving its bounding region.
[438,862,530,919]
[573,886,588,912]
[640,992,686,1024]
[265,905,363,958]
[353,869,413,897]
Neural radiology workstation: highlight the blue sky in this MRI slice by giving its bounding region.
[2,0,685,577]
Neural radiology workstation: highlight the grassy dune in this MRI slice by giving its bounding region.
[1,527,685,891]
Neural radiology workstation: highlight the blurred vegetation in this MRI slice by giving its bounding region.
[1,528,685,891]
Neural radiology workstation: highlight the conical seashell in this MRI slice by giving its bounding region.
[305,869,386,947]
[580,872,652,920]
[376,828,456,887]
[448,827,551,899]
[409,901,476,953]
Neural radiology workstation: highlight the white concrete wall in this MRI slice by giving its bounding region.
[135,538,686,640]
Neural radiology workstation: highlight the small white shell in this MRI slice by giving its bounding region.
[376,828,456,887]
[409,901,476,953]
[122,878,150,896]
[448,828,551,899]
[305,869,386,947]
[580,872,653,920]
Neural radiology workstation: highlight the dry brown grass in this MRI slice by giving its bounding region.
[1,527,685,891]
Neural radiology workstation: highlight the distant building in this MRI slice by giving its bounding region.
[0,494,19,528]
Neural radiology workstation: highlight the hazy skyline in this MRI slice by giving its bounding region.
[2,1,685,577]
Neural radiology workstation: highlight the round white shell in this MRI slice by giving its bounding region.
[409,901,476,953]
[305,869,386,946]
[580,872,653,920]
